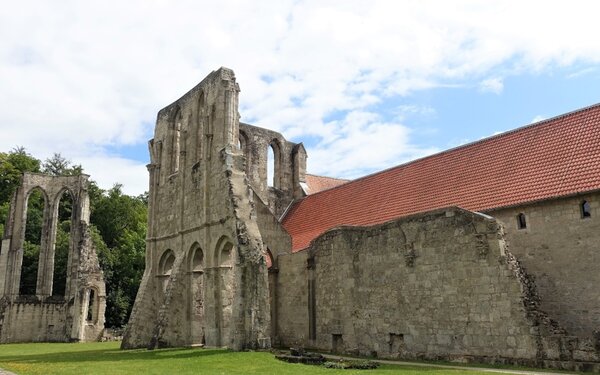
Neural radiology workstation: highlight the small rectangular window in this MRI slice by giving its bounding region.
[517,213,527,229]
[581,200,592,219]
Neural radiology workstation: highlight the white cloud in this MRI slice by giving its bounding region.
[2,1,600,194]
[479,77,504,94]
[531,115,546,123]
[76,155,149,197]
[307,110,439,179]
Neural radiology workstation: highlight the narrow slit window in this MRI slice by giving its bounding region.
[517,213,527,229]
[581,200,591,218]
[87,289,95,322]
[267,144,275,187]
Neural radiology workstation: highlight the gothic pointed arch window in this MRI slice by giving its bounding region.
[171,108,182,173]
[158,249,176,294]
[86,288,99,323]
[19,187,47,295]
[268,139,282,188]
[52,188,74,297]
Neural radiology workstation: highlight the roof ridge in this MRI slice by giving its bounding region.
[305,173,350,181]
[296,101,600,202]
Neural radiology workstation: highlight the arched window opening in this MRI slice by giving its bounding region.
[52,190,73,297]
[198,91,205,109]
[159,250,176,276]
[267,144,275,187]
[159,249,176,294]
[238,133,246,152]
[189,244,205,345]
[238,131,250,173]
[86,288,97,322]
[213,238,234,346]
[219,243,233,267]
[19,187,46,295]
[172,109,182,173]
[191,246,204,272]
[581,200,592,219]
[517,213,527,230]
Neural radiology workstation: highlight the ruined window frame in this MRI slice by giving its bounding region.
[86,288,98,323]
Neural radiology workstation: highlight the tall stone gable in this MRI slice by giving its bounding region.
[122,68,271,350]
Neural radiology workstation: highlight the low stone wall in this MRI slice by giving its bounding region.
[0,297,69,343]
[275,207,600,371]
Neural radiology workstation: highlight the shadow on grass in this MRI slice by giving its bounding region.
[0,344,499,374]
[0,346,228,365]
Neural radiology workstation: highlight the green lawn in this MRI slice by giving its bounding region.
[0,341,508,375]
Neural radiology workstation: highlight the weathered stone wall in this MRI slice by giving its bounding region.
[0,173,106,343]
[123,68,272,350]
[239,123,306,217]
[0,300,67,342]
[276,207,600,369]
[275,249,309,347]
[489,192,600,339]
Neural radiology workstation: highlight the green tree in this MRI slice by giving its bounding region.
[19,240,40,295]
[0,148,42,236]
[0,147,41,203]
[52,220,71,297]
[42,153,83,176]
[92,184,147,327]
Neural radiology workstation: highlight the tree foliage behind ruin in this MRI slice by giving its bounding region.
[0,148,147,328]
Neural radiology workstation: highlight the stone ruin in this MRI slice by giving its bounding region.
[122,68,273,350]
[0,173,105,342]
[122,67,600,372]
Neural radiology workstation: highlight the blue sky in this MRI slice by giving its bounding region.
[2,1,600,195]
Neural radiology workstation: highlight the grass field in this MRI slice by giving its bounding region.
[0,341,524,375]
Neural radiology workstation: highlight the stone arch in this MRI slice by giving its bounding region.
[268,139,282,189]
[188,242,205,345]
[190,243,204,272]
[238,130,250,172]
[159,249,176,275]
[170,106,182,173]
[214,235,234,267]
[158,249,176,294]
[19,186,48,296]
[265,247,278,341]
[51,187,75,297]
[194,91,206,162]
[212,236,234,347]
[85,286,99,323]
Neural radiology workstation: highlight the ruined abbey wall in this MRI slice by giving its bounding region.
[275,208,600,369]
[0,173,105,343]
[122,67,600,371]
[122,68,274,350]
[490,192,600,339]
[239,123,306,216]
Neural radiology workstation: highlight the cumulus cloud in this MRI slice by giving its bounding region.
[307,110,439,179]
[479,77,504,94]
[2,1,600,193]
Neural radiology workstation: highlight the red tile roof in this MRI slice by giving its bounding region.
[282,104,600,252]
[304,174,349,194]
